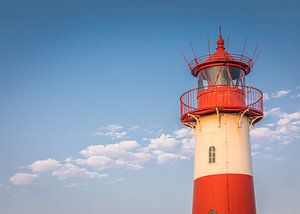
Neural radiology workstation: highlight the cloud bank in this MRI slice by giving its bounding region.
[10,126,194,186]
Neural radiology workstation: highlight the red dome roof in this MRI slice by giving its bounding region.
[207,36,235,61]
[189,36,253,77]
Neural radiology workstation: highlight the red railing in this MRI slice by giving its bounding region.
[189,54,253,69]
[180,85,264,121]
[180,88,198,118]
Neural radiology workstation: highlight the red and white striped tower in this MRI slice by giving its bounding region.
[180,33,264,214]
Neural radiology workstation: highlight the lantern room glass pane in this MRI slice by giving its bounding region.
[201,66,246,87]
[197,72,208,91]
[228,66,245,86]
[203,66,220,85]
[203,66,231,86]
[229,66,241,80]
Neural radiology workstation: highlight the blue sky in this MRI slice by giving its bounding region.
[0,0,300,213]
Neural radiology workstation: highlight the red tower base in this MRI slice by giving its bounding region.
[193,174,256,214]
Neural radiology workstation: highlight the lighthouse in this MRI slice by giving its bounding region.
[180,32,264,214]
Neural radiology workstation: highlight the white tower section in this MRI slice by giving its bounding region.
[194,113,253,180]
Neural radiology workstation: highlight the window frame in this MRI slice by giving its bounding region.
[209,146,216,164]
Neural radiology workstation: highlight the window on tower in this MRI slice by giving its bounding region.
[209,146,216,163]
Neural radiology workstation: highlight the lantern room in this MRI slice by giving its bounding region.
[180,35,264,125]
[192,36,250,90]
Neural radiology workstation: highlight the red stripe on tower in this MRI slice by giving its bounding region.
[193,174,256,214]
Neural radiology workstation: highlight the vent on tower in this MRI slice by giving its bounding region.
[208,209,216,214]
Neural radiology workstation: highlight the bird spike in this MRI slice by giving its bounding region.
[207,37,211,56]
[226,35,230,51]
[240,38,248,61]
[251,44,259,61]
[180,49,192,71]
[189,42,198,60]
[253,52,260,66]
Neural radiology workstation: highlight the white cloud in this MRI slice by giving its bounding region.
[264,107,282,117]
[92,124,127,139]
[144,131,194,164]
[174,128,193,139]
[114,154,146,170]
[105,124,123,131]
[78,129,194,169]
[251,144,262,149]
[281,141,291,145]
[80,140,139,158]
[95,131,127,139]
[154,151,179,164]
[179,137,195,156]
[251,108,300,159]
[64,182,80,188]
[292,121,300,125]
[250,127,273,139]
[116,162,144,170]
[153,151,187,164]
[277,119,291,126]
[114,151,151,170]
[129,125,139,130]
[126,152,151,163]
[10,173,38,186]
[277,112,300,126]
[84,156,113,168]
[30,159,61,172]
[271,90,290,98]
[51,163,101,180]
[79,140,152,171]
[263,92,270,100]
[148,134,178,151]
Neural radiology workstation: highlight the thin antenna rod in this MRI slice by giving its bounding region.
[180,49,192,71]
[240,39,248,60]
[251,44,258,61]
[253,52,260,66]
[207,37,211,56]
[219,26,222,37]
[226,35,230,51]
[190,42,198,59]
[190,42,199,65]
